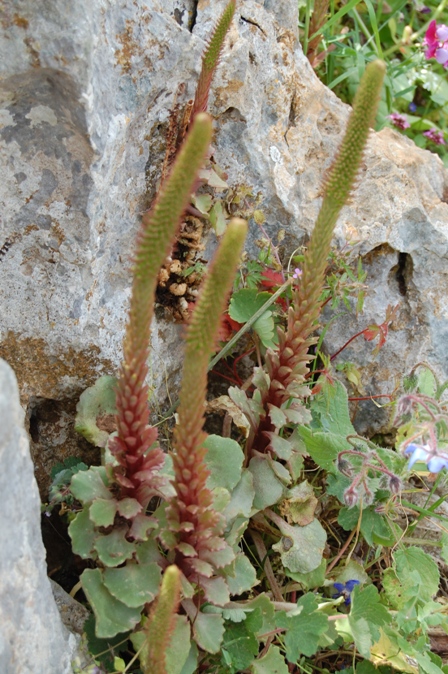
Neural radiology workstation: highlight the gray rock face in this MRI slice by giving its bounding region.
[0,359,78,674]
[0,0,447,445]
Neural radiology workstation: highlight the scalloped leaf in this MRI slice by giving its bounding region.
[251,644,289,673]
[272,519,326,574]
[201,576,230,605]
[94,528,136,567]
[226,553,259,595]
[103,562,161,608]
[203,434,244,491]
[223,469,255,523]
[192,612,225,654]
[68,505,98,559]
[89,498,118,527]
[249,457,285,510]
[116,497,143,519]
[70,466,112,503]
[75,375,117,447]
[81,568,142,638]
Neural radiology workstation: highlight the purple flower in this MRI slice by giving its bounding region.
[333,580,360,605]
[424,20,448,67]
[409,102,417,113]
[292,267,302,280]
[388,113,410,130]
[419,6,432,13]
[423,128,446,145]
[403,442,448,472]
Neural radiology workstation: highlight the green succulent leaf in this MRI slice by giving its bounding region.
[166,616,193,674]
[222,470,255,523]
[285,558,327,590]
[103,562,161,608]
[226,553,259,595]
[94,528,136,567]
[272,519,326,574]
[89,498,118,527]
[251,645,289,674]
[249,457,285,510]
[192,611,225,654]
[201,576,230,605]
[70,466,112,503]
[116,497,143,519]
[81,568,142,638]
[68,505,97,559]
[203,434,244,491]
[75,375,117,447]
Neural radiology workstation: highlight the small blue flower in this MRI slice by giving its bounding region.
[333,580,360,605]
[404,442,430,468]
[409,102,417,113]
[403,443,448,473]
[427,455,448,472]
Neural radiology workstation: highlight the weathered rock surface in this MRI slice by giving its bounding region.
[0,0,447,448]
[0,358,78,674]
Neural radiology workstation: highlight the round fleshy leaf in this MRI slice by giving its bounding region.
[71,466,112,503]
[249,457,285,510]
[75,376,117,447]
[68,506,98,559]
[116,497,142,519]
[94,528,136,567]
[81,568,142,638]
[103,562,161,607]
[89,498,118,527]
[203,435,244,491]
[272,519,326,574]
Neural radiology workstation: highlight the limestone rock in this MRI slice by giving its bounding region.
[0,0,447,445]
[0,359,78,674]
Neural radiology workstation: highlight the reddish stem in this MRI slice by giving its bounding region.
[330,329,366,361]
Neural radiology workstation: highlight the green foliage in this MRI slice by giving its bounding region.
[191,0,236,118]
[75,375,117,448]
[229,288,278,348]
[276,593,329,660]
[63,13,448,673]
[300,0,448,165]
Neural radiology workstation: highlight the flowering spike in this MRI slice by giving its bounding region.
[247,61,385,455]
[141,565,181,674]
[169,218,247,577]
[109,114,213,506]
[191,0,236,119]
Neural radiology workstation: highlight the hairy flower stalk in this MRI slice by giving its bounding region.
[249,60,386,456]
[141,565,181,674]
[166,218,247,578]
[190,0,236,120]
[109,114,213,506]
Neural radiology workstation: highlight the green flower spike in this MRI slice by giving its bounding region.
[109,113,213,506]
[248,60,386,455]
[167,218,247,579]
[191,0,236,119]
[141,565,181,674]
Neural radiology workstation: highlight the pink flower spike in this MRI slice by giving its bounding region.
[423,128,446,145]
[388,112,410,130]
